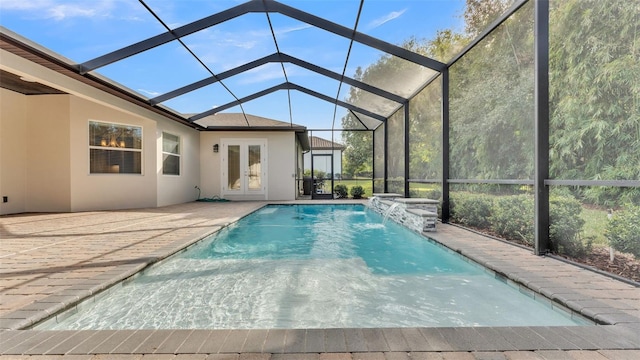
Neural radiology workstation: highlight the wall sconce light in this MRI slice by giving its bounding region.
[213,144,219,153]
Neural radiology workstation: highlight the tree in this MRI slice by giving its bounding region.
[449,1,535,181]
[549,0,640,205]
[341,0,639,205]
[464,0,512,37]
[341,38,441,184]
[426,30,469,63]
[342,128,372,178]
[341,66,374,179]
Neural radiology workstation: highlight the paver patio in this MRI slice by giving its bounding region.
[0,201,639,359]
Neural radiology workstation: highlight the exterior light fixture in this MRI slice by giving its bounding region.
[213,144,219,153]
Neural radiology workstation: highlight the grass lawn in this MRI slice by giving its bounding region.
[581,206,609,246]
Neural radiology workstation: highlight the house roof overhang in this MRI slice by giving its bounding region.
[0,27,203,130]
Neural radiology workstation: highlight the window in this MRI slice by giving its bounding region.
[89,121,142,174]
[162,132,180,175]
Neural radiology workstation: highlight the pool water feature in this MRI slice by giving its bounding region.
[382,202,401,223]
[38,205,588,330]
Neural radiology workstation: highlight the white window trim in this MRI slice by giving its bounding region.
[162,131,181,176]
[88,120,143,175]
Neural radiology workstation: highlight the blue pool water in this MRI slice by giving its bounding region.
[39,205,586,329]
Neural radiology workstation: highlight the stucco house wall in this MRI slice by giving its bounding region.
[68,96,158,211]
[155,116,201,208]
[0,48,201,214]
[0,88,29,215]
[1,45,303,214]
[27,94,72,212]
[69,96,201,211]
[0,90,72,214]
[200,131,297,201]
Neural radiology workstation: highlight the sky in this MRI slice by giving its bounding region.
[0,0,466,131]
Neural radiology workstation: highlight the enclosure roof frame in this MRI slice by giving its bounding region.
[72,0,443,126]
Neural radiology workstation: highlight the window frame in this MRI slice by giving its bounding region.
[162,131,181,176]
[88,120,143,175]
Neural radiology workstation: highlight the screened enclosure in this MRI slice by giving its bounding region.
[1,0,638,279]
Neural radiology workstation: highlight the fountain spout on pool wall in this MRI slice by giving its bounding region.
[382,202,402,224]
[368,195,439,233]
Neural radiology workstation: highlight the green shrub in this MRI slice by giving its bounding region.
[490,195,534,245]
[549,194,591,258]
[606,205,640,259]
[426,189,443,200]
[334,184,348,199]
[450,192,494,229]
[350,185,365,199]
[450,192,589,254]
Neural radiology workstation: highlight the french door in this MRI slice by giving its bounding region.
[221,139,267,196]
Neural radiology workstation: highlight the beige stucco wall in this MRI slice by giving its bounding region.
[0,90,72,214]
[1,48,202,213]
[26,94,72,212]
[0,88,28,215]
[200,131,297,201]
[155,117,201,207]
[69,96,158,211]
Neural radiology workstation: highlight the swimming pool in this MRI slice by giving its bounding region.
[38,204,587,330]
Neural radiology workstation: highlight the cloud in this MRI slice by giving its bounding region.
[367,9,407,30]
[276,24,312,35]
[181,21,311,72]
[0,0,118,21]
[241,24,312,39]
[236,64,287,85]
[137,89,161,97]
[225,38,258,50]
[48,4,98,20]
[0,0,50,11]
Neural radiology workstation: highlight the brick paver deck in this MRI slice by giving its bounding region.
[1,201,639,359]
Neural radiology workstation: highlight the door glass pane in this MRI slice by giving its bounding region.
[228,145,241,190]
[248,145,261,191]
